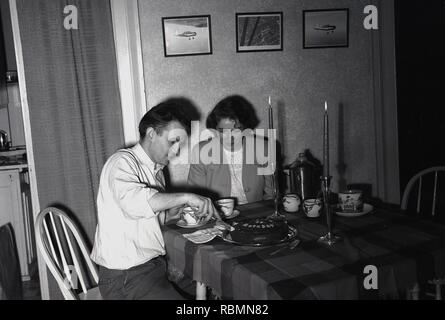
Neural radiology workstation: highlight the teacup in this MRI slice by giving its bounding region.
[283,194,301,212]
[338,190,363,213]
[303,198,322,218]
[216,198,235,217]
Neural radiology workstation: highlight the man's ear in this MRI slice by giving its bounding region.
[146,127,155,140]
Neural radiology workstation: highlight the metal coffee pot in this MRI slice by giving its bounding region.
[283,152,321,201]
[0,130,11,151]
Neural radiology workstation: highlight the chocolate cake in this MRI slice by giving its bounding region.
[230,218,289,244]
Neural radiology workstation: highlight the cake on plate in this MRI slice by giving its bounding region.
[230,218,289,245]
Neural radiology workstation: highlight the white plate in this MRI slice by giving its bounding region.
[335,203,374,218]
[222,209,240,220]
[176,219,208,229]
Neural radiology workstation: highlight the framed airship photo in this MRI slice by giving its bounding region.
[162,15,212,57]
[303,9,349,49]
[236,12,283,52]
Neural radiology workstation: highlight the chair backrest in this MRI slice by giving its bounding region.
[35,207,99,300]
[0,223,23,299]
[401,166,445,216]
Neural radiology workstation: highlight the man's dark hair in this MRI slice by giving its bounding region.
[139,101,192,139]
[206,95,259,130]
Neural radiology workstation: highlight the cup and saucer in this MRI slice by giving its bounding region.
[283,194,301,213]
[334,190,374,218]
[216,198,240,220]
[222,209,240,220]
[303,198,323,218]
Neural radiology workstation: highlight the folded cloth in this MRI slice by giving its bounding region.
[183,227,223,244]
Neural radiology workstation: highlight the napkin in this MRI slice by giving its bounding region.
[183,227,223,244]
[182,221,235,244]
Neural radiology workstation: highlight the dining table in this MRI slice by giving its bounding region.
[162,200,445,300]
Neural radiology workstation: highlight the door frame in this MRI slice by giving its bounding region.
[9,0,49,299]
[110,0,147,146]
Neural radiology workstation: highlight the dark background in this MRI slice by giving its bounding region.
[395,0,445,218]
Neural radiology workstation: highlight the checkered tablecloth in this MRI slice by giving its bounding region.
[162,201,445,300]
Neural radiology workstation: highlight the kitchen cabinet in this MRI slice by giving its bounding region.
[0,167,35,280]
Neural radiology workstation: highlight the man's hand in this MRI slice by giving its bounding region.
[165,205,183,222]
[148,192,221,221]
[184,194,221,221]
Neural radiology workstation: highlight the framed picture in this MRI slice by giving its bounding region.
[303,9,349,49]
[162,15,212,57]
[236,12,283,52]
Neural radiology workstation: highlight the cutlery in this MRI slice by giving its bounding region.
[269,239,300,256]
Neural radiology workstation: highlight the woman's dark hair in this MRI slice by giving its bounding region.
[206,95,259,130]
[139,100,192,138]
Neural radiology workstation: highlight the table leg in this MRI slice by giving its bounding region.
[407,283,420,300]
[196,282,207,300]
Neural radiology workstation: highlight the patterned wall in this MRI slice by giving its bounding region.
[139,0,384,195]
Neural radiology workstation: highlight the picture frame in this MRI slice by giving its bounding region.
[236,12,283,52]
[162,15,212,57]
[303,9,349,49]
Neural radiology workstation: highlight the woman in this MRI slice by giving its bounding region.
[187,95,274,206]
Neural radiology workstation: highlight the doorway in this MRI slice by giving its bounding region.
[0,0,41,299]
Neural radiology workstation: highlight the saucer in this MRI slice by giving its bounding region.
[304,212,321,219]
[222,209,240,220]
[176,219,208,229]
[335,203,374,218]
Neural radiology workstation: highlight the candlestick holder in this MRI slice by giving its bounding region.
[317,175,341,245]
[268,167,286,221]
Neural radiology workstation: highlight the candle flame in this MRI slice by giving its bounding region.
[269,96,271,106]
[325,101,327,112]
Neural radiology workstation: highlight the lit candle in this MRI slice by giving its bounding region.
[323,101,329,177]
[268,96,273,130]
[268,96,276,175]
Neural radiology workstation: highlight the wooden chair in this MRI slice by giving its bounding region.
[401,166,445,300]
[35,207,102,300]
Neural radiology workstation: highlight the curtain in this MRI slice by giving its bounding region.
[16,0,124,299]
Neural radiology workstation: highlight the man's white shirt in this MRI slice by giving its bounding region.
[90,143,166,270]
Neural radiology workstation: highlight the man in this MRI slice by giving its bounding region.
[91,100,220,299]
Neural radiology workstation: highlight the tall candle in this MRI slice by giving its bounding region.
[268,96,274,130]
[323,101,329,177]
[268,96,276,175]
